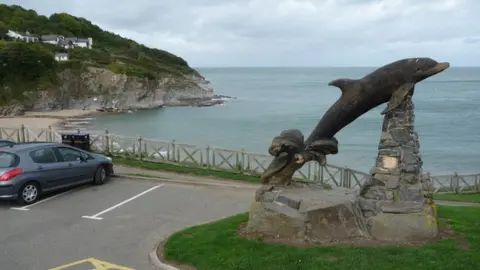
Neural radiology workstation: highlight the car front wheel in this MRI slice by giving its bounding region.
[93,166,108,185]
[17,182,40,205]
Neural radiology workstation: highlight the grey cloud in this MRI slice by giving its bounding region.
[2,0,479,66]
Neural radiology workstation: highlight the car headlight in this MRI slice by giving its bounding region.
[106,156,112,161]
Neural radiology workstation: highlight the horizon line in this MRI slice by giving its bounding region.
[193,65,479,68]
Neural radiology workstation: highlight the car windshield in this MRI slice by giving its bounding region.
[0,152,18,168]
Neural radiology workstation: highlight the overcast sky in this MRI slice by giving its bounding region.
[4,0,480,67]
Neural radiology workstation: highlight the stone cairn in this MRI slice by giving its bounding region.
[359,90,437,242]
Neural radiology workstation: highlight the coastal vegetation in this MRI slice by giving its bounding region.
[162,205,480,270]
[0,4,200,106]
[0,41,58,105]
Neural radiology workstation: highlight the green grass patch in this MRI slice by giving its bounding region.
[434,193,480,203]
[163,205,480,270]
[113,157,262,184]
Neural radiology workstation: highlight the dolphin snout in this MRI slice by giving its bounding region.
[423,61,450,77]
[431,62,450,73]
[436,62,450,71]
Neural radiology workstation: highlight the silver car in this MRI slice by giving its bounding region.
[0,142,114,205]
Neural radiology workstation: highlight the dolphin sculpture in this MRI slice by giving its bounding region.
[262,57,450,185]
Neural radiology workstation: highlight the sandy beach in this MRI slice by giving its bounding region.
[0,109,101,129]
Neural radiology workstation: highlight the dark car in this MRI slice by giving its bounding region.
[0,142,114,205]
[0,140,15,148]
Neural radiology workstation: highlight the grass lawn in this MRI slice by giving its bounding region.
[163,205,480,270]
[112,157,262,183]
[434,193,480,203]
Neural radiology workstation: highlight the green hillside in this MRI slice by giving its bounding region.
[0,4,199,78]
[0,4,204,106]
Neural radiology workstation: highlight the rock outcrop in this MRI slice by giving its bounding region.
[1,66,216,116]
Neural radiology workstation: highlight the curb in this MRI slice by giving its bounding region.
[148,215,231,270]
[149,242,180,270]
[112,173,259,190]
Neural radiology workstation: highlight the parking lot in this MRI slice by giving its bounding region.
[0,176,254,270]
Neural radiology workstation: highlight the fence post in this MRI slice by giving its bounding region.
[319,164,324,185]
[206,145,211,169]
[211,146,216,167]
[312,162,318,182]
[104,129,110,155]
[341,166,348,188]
[240,149,246,173]
[453,172,460,194]
[138,137,143,160]
[20,124,25,143]
[476,174,480,193]
[307,162,312,181]
[343,166,349,188]
[171,140,176,162]
[47,126,52,142]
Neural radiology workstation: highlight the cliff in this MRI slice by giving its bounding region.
[0,4,220,116]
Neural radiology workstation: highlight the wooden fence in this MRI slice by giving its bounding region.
[0,125,478,194]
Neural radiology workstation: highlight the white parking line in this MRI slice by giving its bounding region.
[82,184,163,220]
[10,187,82,211]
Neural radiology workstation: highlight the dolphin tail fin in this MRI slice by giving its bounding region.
[381,83,415,115]
[327,78,359,94]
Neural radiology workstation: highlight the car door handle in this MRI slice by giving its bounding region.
[37,166,44,170]
[68,163,73,167]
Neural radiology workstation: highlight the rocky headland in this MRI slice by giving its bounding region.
[0,4,233,117]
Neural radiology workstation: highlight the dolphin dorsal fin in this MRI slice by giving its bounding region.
[327,78,358,94]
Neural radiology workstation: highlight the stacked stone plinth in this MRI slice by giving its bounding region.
[360,92,438,242]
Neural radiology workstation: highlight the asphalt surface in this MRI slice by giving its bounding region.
[0,176,253,270]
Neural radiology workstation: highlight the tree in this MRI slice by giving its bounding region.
[0,42,57,104]
[0,21,8,39]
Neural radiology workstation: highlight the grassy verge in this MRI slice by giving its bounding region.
[126,173,167,179]
[112,157,262,184]
[434,193,480,203]
[163,205,480,270]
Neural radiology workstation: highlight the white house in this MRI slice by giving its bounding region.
[7,30,94,50]
[41,35,62,45]
[58,37,93,49]
[54,52,69,61]
[7,30,39,42]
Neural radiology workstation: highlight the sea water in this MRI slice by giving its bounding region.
[90,67,480,175]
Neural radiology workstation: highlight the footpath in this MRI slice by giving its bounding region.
[113,165,480,207]
[113,165,260,190]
